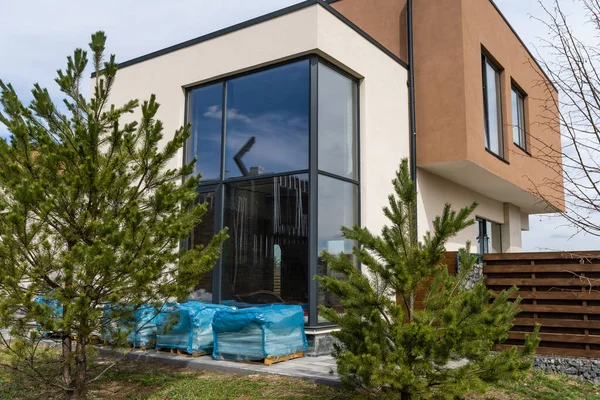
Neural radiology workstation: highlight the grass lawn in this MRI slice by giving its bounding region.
[0,356,598,399]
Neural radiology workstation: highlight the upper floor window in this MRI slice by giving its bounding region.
[511,86,527,150]
[482,54,504,158]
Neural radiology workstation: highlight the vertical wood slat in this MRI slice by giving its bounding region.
[484,251,600,358]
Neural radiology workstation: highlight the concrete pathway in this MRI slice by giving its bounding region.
[119,349,340,386]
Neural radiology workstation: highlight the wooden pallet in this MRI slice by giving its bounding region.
[263,351,304,366]
[156,347,207,358]
[130,344,153,351]
[220,352,304,366]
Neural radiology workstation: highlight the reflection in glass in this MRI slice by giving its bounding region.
[187,191,217,302]
[483,58,503,157]
[221,175,309,310]
[318,64,357,179]
[512,88,526,148]
[187,83,223,181]
[317,175,358,321]
[224,61,310,178]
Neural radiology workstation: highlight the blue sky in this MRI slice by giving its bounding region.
[0,0,595,251]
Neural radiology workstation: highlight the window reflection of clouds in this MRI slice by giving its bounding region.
[224,60,310,177]
[188,83,223,181]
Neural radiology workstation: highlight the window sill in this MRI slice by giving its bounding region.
[514,143,532,156]
[485,148,510,165]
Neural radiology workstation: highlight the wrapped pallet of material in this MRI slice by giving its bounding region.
[212,305,308,361]
[101,302,134,344]
[156,302,232,355]
[128,305,159,348]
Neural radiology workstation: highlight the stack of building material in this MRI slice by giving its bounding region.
[212,304,308,362]
[155,302,232,355]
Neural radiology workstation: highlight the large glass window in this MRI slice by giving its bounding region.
[184,57,359,326]
[225,60,310,178]
[187,83,223,181]
[318,63,357,180]
[221,175,309,309]
[511,86,527,150]
[482,55,504,157]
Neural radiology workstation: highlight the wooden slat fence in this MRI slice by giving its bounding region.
[484,251,600,358]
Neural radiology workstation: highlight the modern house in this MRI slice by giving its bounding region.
[99,0,564,353]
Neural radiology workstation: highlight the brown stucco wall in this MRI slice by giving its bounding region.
[412,0,469,165]
[458,0,563,210]
[330,0,408,61]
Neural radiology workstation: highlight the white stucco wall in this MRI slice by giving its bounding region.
[99,3,409,238]
[417,167,506,252]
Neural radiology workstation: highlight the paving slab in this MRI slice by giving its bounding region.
[104,348,341,387]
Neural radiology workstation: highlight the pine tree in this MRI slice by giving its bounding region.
[0,32,228,399]
[316,159,539,400]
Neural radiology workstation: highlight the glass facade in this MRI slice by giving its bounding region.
[184,57,359,326]
[482,55,504,157]
[221,175,309,306]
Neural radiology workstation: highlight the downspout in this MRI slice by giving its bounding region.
[407,0,417,182]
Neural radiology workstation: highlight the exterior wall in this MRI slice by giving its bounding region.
[502,203,522,252]
[417,168,505,251]
[411,0,564,212]
[412,0,469,166]
[330,0,408,61]
[461,0,562,210]
[101,3,409,239]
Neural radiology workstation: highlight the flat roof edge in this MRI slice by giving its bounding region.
[488,0,558,93]
[91,0,407,78]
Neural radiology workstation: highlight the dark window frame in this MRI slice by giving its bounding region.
[511,84,528,153]
[482,52,505,159]
[183,55,360,328]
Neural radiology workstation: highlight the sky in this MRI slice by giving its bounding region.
[0,0,596,251]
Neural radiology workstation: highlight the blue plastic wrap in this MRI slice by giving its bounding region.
[101,303,134,344]
[130,306,160,348]
[212,305,308,361]
[156,302,232,354]
[101,304,159,348]
[34,294,63,336]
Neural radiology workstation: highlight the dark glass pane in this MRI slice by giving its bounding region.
[188,191,217,301]
[318,63,357,180]
[187,83,223,181]
[224,61,310,178]
[221,175,309,314]
[317,175,358,322]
